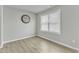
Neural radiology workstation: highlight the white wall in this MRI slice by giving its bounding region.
[61,5,79,49]
[3,6,36,43]
[37,5,79,50]
[0,6,1,46]
[0,5,3,47]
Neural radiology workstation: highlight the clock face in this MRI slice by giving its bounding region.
[21,15,30,23]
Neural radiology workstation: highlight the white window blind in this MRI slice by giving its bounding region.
[41,15,48,31]
[49,10,60,34]
[40,9,61,34]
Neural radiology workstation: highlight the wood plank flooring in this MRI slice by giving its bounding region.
[0,36,77,53]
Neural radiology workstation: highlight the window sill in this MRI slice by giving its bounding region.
[40,30,61,35]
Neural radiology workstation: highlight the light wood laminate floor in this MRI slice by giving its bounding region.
[0,36,76,53]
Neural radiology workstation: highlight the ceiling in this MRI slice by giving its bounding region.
[6,5,55,13]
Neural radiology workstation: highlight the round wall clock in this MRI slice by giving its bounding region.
[21,15,30,24]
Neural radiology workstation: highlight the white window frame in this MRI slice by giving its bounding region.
[40,9,61,34]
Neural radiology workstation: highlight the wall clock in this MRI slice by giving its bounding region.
[21,15,30,24]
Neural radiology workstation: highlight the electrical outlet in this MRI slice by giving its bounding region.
[72,40,76,43]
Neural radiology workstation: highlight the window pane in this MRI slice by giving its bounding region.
[41,24,48,31]
[49,10,60,23]
[40,15,48,31]
[49,24,60,33]
[49,9,61,34]
[41,15,48,23]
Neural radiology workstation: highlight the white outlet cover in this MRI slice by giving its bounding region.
[72,40,76,43]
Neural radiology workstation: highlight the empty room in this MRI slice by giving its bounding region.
[0,5,79,53]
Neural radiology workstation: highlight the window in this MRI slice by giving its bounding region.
[40,9,61,34]
[41,15,48,31]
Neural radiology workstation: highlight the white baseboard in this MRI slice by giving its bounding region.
[3,35,35,44]
[38,35,79,52]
